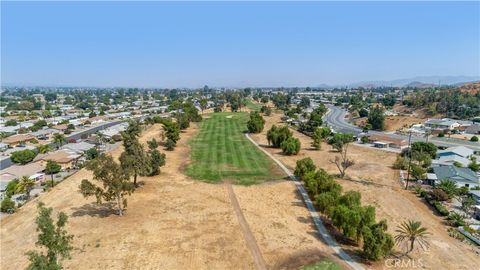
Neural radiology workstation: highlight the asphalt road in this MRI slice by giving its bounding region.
[0,120,124,170]
[323,105,480,151]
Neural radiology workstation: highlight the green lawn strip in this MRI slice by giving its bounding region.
[301,260,343,270]
[186,112,281,185]
[246,99,262,111]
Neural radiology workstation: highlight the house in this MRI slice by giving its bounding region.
[424,118,460,130]
[99,122,128,138]
[52,124,69,132]
[466,124,480,135]
[468,190,480,205]
[34,149,81,169]
[1,134,36,147]
[437,146,474,159]
[429,165,480,188]
[367,134,408,149]
[31,128,57,140]
[61,142,95,154]
[432,155,472,168]
[0,163,45,182]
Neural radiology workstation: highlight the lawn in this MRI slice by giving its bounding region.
[186,112,282,185]
[246,99,263,111]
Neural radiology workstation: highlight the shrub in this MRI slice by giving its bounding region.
[438,132,445,138]
[0,197,16,213]
[315,191,340,216]
[393,156,408,170]
[165,138,175,151]
[431,188,449,201]
[448,212,465,227]
[361,136,369,144]
[266,125,292,148]
[246,111,265,133]
[281,137,301,155]
[11,149,37,164]
[294,158,316,180]
[471,136,479,142]
[112,134,122,141]
[433,201,449,216]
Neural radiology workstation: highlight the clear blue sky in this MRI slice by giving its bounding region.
[2,1,479,88]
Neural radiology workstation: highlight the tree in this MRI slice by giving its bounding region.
[266,125,292,148]
[176,113,190,130]
[165,138,176,151]
[79,154,134,216]
[1,197,16,213]
[294,157,316,180]
[85,148,99,160]
[25,203,74,270]
[367,106,385,130]
[362,220,394,261]
[11,149,37,164]
[410,142,437,159]
[299,97,311,109]
[437,179,458,198]
[358,108,369,118]
[5,179,19,197]
[311,127,331,150]
[45,160,62,188]
[37,144,52,154]
[395,220,430,254]
[329,133,353,152]
[119,141,149,187]
[53,133,66,149]
[281,137,301,155]
[147,139,166,176]
[330,138,354,178]
[16,176,35,200]
[163,121,180,144]
[305,105,327,132]
[246,111,265,133]
[199,98,208,113]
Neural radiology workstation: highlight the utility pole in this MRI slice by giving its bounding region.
[405,131,413,190]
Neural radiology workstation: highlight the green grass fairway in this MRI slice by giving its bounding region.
[186,112,281,185]
[301,260,343,270]
[246,99,262,111]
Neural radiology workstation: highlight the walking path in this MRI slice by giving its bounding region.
[224,181,267,270]
[245,133,365,270]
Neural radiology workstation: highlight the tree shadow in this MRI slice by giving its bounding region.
[71,202,118,218]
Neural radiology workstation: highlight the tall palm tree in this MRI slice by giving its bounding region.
[37,144,52,154]
[395,220,430,254]
[53,133,66,149]
[16,176,35,200]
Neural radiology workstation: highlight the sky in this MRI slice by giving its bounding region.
[1,1,479,88]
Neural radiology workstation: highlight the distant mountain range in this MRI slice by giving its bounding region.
[320,76,480,89]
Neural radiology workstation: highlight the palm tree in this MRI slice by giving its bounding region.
[53,133,66,149]
[16,176,35,200]
[37,144,52,154]
[395,220,430,254]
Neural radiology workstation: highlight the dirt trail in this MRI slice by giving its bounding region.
[225,181,267,270]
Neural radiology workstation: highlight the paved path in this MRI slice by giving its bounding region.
[245,134,364,270]
[224,181,267,270]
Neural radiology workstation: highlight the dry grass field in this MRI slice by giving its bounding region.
[1,122,347,270]
[249,113,479,270]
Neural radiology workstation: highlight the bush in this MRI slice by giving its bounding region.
[361,136,369,144]
[1,197,16,213]
[11,149,37,164]
[431,188,449,201]
[438,132,445,138]
[471,136,479,142]
[165,138,175,151]
[393,156,408,170]
[433,201,449,216]
[266,125,292,148]
[112,134,122,141]
[246,111,265,133]
[448,212,465,227]
[294,158,316,180]
[281,137,301,155]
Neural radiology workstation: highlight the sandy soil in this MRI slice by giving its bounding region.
[249,113,479,270]
[1,123,346,270]
[384,116,425,131]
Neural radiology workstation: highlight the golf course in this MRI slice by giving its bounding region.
[186,112,282,185]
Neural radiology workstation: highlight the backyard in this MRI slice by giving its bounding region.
[186,112,283,185]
